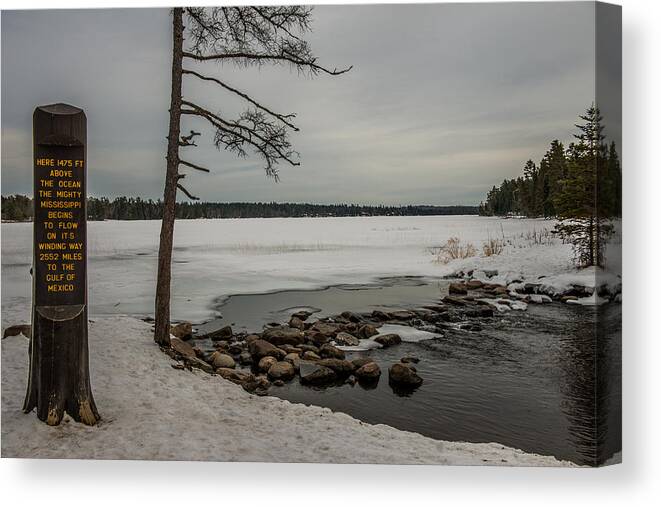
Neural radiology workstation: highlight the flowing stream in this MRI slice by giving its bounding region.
[197,276,621,466]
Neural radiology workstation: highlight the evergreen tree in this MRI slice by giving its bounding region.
[553,104,613,267]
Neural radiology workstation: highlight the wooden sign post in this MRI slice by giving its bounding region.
[23,103,99,426]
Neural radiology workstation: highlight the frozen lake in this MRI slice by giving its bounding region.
[2,215,561,323]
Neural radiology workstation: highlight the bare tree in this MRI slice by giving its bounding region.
[154,7,351,346]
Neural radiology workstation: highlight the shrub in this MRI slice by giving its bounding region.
[482,237,505,257]
[431,237,477,264]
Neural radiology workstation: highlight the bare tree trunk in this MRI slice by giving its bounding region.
[155,8,184,346]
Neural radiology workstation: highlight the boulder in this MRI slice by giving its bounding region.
[371,310,390,321]
[210,352,235,369]
[228,343,243,355]
[291,310,313,321]
[302,350,321,361]
[244,334,261,344]
[170,337,196,359]
[170,321,193,340]
[2,324,31,339]
[241,375,270,396]
[214,340,229,350]
[357,324,379,339]
[443,295,469,306]
[388,363,423,387]
[400,356,420,364]
[374,333,402,348]
[279,344,302,354]
[216,367,249,384]
[354,362,381,380]
[388,310,415,320]
[258,356,278,373]
[305,331,329,347]
[351,357,376,369]
[284,352,301,372]
[449,282,468,295]
[238,351,253,365]
[334,331,360,347]
[319,343,345,359]
[249,339,285,360]
[298,344,320,354]
[262,326,305,346]
[288,316,306,331]
[300,363,337,385]
[206,325,233,341]
[186,357,214,374]
[311,321,340,337]
[340,311,362,323]
[267,361,296,381]
[465,280,484,290]
[316,358,354,376]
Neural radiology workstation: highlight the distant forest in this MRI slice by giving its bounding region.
[1,195,478,221]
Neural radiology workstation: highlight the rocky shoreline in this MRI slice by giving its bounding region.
[158,268,621,397]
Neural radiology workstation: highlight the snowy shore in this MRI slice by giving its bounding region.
[1,311,573,465]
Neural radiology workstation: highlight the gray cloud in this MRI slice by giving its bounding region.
[2,3,602,205]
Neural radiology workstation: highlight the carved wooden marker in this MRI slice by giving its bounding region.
[23,103,99,426]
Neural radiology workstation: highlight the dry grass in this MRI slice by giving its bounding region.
[431,237,477,264]
[482,237,505,257]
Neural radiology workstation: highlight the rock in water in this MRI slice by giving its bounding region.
[284,352,301,372]
[210,352,235,369]
[319,343,346,359]
[374,333,402,348]
[291,310,313,321]
[311,321,340,337]
[305,331,330,347]
[334,331,360,347]
[204,325,233,341]
[288,316,306,331]
[465,280,484,290]
[249,339,285,360]
[316,358,354,376]
[258,356,278,373]
[354,362,381,380]
[262,326,305,346]
[449,283,468,295]
[351,357,376,369]
[170,321,193,340]
[358,324,379,339]
[299,363,337,385]
[239,351,253,365]
[267,361,296,381]
[388,363,423,387]
[340,311,362,323]
[302,350,321,361]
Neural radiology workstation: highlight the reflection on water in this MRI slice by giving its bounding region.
[203,278,621,466]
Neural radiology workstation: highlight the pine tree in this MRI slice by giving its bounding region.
[554,104,613,267]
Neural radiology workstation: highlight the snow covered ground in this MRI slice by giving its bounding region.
[0,311,573,465]
[1,215,618,324]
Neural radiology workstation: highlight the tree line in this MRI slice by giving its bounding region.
[478,109,621,219]
[1,195,478,222]
[479,105,621,267]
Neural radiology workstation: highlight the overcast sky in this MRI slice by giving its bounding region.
[1,3,613,205]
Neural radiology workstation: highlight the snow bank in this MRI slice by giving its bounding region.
[1,314,572,466]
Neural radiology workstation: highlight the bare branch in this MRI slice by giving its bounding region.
[179,159,211,173]
[182,69,298,130]
[181,100,299,166]
[182,50,352,76]
[176,183,200,200]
